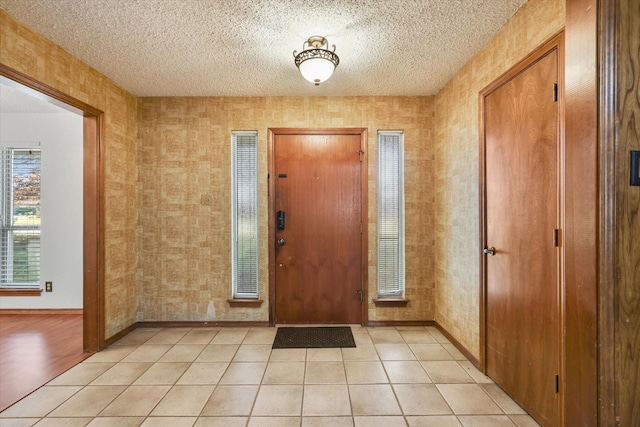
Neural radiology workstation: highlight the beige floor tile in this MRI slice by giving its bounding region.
[458,361,493,384]
[421,362,474,384]
[48,386,126,417]
[302,384,351,416]
[304,361,346,384]
[133,362,190,385]
[48,363,114,386]
[112,330,159,346]
[0,386,81,418]
[121,345,172,363]
[193,417,248,427]
[177,362,229,385]
[99,385,170,416]
[375,344,416,361]
[247,417,300,427]
[150,385,214,416]
[90,363,152,385]
[398,330,438,344]
[251,385,303,416]
[269,348,306,362]
[406,415,463,427]
[302,416,354,427]
[232,345,272,362]
[393,384,452,415]
[263,362,305,384]
[509,414,541,427]
[306,348,343,361]
[353,416,408,427]
[349,384,402,415]
[341,345,379,361]
[458,415,516,426]
[194,417,248,427]
[345,361,388,384]
[368,329,405,344]
[441,344,468,361]
[0,419,40,427]
[196,345,239,362]
[480,384,526,414]
[84,346,137,363]
[383,361,431,384]
[409,344,454,361]
[210,329,248,344]
[437,384,503,415]
[351,328,373,345]
[200,385,258,416]
[243,328,277,344]
[426,327,451,344]
[86,417,145,426]
[219,362,266,384]
[178,329,218,344]
[139,417,196,427]
[144,330,189,345]
[32,418,93,427]
[158,345,206,362]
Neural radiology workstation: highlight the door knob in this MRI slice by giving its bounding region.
[277,238,286,246]
[483,246,496,256]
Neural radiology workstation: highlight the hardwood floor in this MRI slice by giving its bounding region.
[0,313,89,412]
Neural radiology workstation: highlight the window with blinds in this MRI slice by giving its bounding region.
[377,131,405,298]
[1,148,41,288]
[231,131,259,299]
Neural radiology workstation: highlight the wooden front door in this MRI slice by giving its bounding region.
[482,41,561,426]
[272,132,363,324]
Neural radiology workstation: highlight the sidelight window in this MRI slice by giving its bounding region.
[1,147,41,288]
[231,131,259,299]
[377,131,405,298]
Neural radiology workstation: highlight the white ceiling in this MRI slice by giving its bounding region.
[0,82,71,114]
[0,0,527,97]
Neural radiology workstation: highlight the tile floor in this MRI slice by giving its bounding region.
[0,326,541,427]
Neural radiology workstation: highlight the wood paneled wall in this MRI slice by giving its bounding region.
[563,0,598,424]
[612,1,640,424]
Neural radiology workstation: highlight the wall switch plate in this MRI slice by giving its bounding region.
[45,281,53,292]
[631,151,640,186]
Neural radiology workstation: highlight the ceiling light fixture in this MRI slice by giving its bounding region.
[293,36,339,86]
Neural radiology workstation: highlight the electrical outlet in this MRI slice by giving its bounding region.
[45,281,53,292]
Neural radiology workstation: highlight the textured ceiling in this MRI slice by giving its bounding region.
[0,0,527,97]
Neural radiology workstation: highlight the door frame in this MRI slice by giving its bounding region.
[0,64,105,352]
[478,31,565,418]
[268,128,368,326]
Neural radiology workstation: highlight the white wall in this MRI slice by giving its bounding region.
[0,112,83,308]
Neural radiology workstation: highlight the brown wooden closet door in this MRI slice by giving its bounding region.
[274,134,362,324]
[484,49,560,426]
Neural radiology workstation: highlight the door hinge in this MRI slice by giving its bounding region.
[553,229,561,247]
[553,83,558,102]
[360,222,363,234]
[358,149,365,162]
[555,374,559,393]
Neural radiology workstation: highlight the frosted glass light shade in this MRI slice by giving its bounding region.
[299,57,336,85]
[293,36,339,86]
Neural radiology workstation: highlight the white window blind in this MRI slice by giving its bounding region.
[377,131,405,297]
[1,148,41,288]
[231,131,259,299]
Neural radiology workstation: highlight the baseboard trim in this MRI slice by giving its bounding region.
[434,321,480,368]
[104,322,137,347]
[0,308,83,315]
[136,320,271,328]
[366,320,436,327]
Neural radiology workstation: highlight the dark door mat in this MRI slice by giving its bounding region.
[272,327,356,349]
